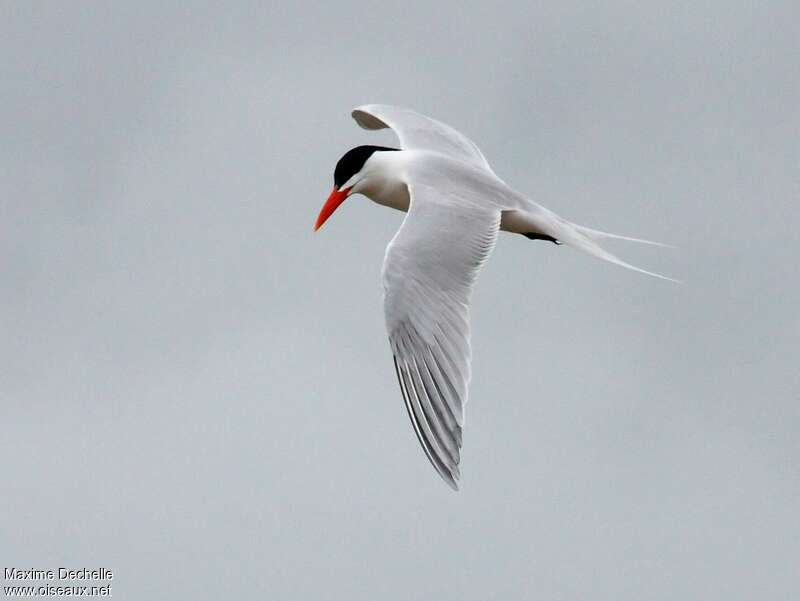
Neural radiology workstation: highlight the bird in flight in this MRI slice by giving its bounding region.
[315,105,674,490]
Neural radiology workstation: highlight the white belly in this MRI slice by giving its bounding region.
[356,151,547,236]
[499,209,547,234]
[364,184,546,237]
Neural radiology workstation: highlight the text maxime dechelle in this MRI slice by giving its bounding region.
[5,569,113,581]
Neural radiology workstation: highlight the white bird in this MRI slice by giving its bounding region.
[315,105,674,490]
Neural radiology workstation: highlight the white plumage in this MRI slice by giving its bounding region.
[317,104,675,489]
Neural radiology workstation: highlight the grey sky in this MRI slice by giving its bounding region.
[2,2,798,599]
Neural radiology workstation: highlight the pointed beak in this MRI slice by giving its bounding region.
[314,186,350,231]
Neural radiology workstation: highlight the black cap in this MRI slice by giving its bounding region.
[334,145,398,188]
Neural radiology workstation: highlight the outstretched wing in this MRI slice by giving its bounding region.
[352,104,495,174]
[382,177,501,489]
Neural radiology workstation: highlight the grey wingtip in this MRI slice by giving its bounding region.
[443,472,461,492]
[351,107,387,131]
[442,459,462,491]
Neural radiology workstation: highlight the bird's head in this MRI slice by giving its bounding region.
[314,145,398,231]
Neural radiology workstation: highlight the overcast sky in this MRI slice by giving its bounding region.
[2,2,798,599]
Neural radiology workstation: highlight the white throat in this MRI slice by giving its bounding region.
[350,151,410,213]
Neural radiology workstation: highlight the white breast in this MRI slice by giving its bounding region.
[354,151,411,212]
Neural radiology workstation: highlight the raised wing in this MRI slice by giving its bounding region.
[382,179,501,489]
[352,104,495,174]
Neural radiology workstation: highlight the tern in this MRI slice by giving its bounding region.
[315,105,674,490]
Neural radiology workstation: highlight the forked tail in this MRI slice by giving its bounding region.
[572,225,675,249]
[550,219,679,282]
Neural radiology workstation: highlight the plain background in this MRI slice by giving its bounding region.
[2,2,798,599]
